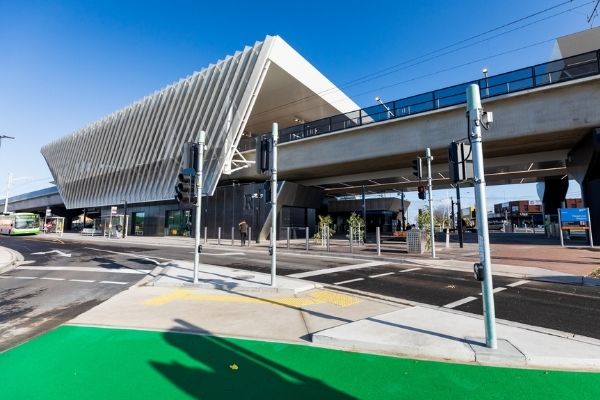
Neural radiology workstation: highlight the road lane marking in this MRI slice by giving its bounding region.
[507,280,529,288]
[493,287,507,294]
[443,296,478,309]
[12,276,37,280]
[16,266,146,274]
[334,278,365,285]
[40,277,65,281]
[189,252,246,256]
[369,272,395,278]
[100,280,128,285]
[84,247,171,266]
[287,261,388,279]
[69,279,95,283]
[399,267,422,273]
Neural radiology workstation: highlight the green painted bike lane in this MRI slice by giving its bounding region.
[0,324,599,399]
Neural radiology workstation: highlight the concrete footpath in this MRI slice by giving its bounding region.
[68,258,600,371]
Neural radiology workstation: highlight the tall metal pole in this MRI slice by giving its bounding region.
[193,130,206,284]
[467,84,497,349]
[426,148,435,258]
[456,183,464,248]
[270,122,278,287]
[401,190,406,230]
[3,172,13,214]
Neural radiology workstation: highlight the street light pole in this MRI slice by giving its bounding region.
[0,135,15,150]
[121,200,128,238]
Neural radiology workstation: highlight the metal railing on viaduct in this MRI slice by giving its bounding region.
[239,49,600,152]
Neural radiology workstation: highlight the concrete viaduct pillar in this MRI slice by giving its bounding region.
[567,128,600,243]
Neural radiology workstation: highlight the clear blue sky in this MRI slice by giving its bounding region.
[0,0,593,219]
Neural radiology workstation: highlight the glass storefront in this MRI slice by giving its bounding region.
[133,212,145,235]
[165,210,191,236]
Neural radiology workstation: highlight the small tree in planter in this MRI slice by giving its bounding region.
[313,214,335,245]
[346,212,365,245]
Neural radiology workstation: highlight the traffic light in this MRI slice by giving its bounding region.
[417,185,426,200]
[412,158,422,180]
[448,142,473,182]
[256,136,271,174]
[175,172,196,208]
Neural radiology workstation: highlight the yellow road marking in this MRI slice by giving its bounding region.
[144,289,361,308]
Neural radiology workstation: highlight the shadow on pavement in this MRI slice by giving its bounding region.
[150,319,356,399]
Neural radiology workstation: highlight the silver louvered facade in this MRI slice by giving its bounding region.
[41,38,272,209]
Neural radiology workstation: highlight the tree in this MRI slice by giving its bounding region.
[346,212,365,243]
[313,214,335,244]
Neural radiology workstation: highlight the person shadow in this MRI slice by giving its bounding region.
[150,319,357,399]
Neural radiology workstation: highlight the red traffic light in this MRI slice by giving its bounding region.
[417,185,426,200]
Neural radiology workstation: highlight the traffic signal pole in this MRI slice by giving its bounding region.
[426,148,435,259]
[270,122,278,287]
[467,84,497,349]
[193,130,206,284]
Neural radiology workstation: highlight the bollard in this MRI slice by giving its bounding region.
[326,226,330,252]
[445,228,450,248]
[231,227,235,246]
[376,226,381,256]
[287,227,290,249]
[204,226,207,244]
[218,227,221,245]
[248,227,252,247]
[305,227,309,251]
[350,226,354,253]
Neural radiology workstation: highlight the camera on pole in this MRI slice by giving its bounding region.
[417,185,426,200]
[412,158,422,180]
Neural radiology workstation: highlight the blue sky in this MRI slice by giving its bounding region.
[0,0,592,220]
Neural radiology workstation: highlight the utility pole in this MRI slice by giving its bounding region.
[456,183,464,248]
[400,190,406,230]
[193,130,206,284]
[450,197,455,230]
[270,123,278,287]
[3,172,13,214]
[0,134,15,150]
[467,84,497,349]
[426,148,435,258]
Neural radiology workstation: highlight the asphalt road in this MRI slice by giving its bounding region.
[0,236,158,351]
[2,235,600,347]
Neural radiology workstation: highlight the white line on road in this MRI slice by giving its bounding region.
[69,279,95,283]
[443,296,478,309]
[100,280,128,285]
[84,247,171,266]
[507,280,530,288]
[189,252,246,256]
[493,287,507,294]
[399,267,422,273]
[12,276,37,280]
[287,261,388,279]
[334,278,365,285]
[16,266,146,274]
[369,272,395,278]
[40,277,65,281]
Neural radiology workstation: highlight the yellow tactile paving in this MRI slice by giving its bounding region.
[144,289,361,308]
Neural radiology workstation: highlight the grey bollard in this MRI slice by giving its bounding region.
[376,226,381,256]
[232,227,235,246]
[287,227,290,249]
[204,226,207,244]
[248,227,252,247]
[350,226,353,253]
[305,227,309,251]
[326,226,330,252]
[218,227,221,245]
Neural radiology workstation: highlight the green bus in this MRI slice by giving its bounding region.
[0,212,41,235]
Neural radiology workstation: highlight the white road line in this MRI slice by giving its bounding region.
[40,277,65,281]
[507,280,530,288]
[399,267,421,273]
[84,247,171,265]
[287,261,388,279]
[189,252,246,256]
[12,276,37,280]
[16,266,146,275]
[369,272,395,278]
[443,296,478,309]
[0,276,10,279]
[334,278,365,285]
[69,279,95,283]
[493,287,507,293]
[100,280,128,285]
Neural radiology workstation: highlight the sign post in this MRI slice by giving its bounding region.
[558,208,593,247]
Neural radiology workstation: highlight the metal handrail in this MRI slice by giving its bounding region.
[238,49,600,152]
